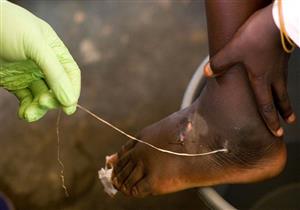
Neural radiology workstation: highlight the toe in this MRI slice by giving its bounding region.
[117,140,137,158]
[131,177,152,198]
[113,152,131,176]
[122,162,145,195]
[114,161,135,191]
[106,154,118,167]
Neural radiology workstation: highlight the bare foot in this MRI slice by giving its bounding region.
[110,66,287,197]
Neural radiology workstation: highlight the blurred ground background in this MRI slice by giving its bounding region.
[0,1,209,209]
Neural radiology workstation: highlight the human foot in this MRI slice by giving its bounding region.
[110,67,287,197]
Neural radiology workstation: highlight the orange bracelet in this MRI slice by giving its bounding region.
[278,0,296,53]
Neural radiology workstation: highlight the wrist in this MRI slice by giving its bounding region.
[259,4,281,46]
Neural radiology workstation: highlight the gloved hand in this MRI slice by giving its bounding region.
[0,0,81,122]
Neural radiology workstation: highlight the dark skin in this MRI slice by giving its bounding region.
[205,2,296,137]
[108,0,287,197]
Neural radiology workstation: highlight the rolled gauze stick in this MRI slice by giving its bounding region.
[98,156,118,197]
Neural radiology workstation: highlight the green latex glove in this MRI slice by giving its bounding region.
[0,0,81,122]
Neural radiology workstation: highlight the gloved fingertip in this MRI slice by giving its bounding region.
[62,105,77,115]
[55,88,77,107]
[24,104,47,122]
[39,92,60,109]
[17,107,26,120]
[18,97,33,120]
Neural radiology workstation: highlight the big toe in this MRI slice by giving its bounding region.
[106,154,118,167]
[118,140,137,158]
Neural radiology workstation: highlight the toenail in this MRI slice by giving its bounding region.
[186,122,192,132]
[113,178,118,186]
[287,113,296,124]
[204,63,213,77]
[276,127,284,137]
[132,187,137,196]
[179,133,185,142]
[106,154,118,167]
[122,186,126,192]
